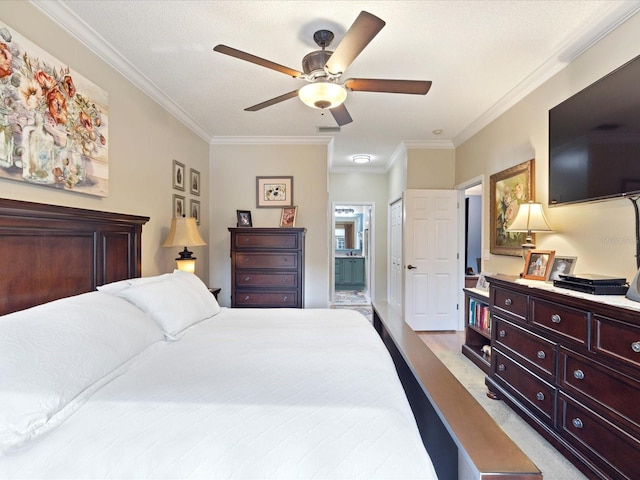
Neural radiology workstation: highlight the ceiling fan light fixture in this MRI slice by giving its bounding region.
[298,82,347,109]
[352,154,371,164]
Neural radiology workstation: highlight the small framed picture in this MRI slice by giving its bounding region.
[190,168,200,196]
[236,210,252,227]
[173,194,185,218]
[172,160,185,191]
[256,176,293,208]
[280,206,297,227]
[475,272,490,291]
[523,249,556,281]
[190,199,201,225]
[547,256,577,282]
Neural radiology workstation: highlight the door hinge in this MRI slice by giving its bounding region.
[456,303,459,310]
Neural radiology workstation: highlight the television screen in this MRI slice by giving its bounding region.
[549,54,640,206]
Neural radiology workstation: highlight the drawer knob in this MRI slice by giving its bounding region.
[498,364,506,372]
[632,341,640,353]
[536,392,545,401]
[499,330,506,338]
[504,298,512,306]
[537,350,546,359]
[551,314,562,324]
[244,295,250,301]
[244,276,250,282]
[244,257,250,263]
[573,369,585,380]
[572,418,584,429]
[283,295,288,301]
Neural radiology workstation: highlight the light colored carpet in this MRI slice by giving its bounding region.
[431,348,588,480]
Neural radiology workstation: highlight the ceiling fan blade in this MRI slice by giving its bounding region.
[214,45,304,78]
[245,90,300,111]
[324,11,385,76]
[330,104,353,126]
[344,78,432,95]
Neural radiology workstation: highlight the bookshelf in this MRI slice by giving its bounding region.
[462,287,492,373]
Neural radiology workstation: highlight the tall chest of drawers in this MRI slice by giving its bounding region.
[229,227,305,308]
[486,275,640,480]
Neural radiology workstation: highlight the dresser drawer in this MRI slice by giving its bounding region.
[234,232,300,249]
[234,253,298,270]
[530,298,589,346]
[494,317,556,379]
[233,290,299,307]
[592,314,640,370]
[559,347,640,433]
[559,394,640,480]
[493,349,555,422]
[235,272,297,288]
[491,286,527,321]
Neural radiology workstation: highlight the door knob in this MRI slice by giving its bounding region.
[407,264,417,270]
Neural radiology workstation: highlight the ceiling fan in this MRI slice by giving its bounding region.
[213,11,432,126]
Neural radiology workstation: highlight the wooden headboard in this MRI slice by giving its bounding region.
[0,198,149,315]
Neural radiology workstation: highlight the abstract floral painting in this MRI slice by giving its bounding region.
[0,21,108,196]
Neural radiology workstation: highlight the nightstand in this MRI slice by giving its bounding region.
[208,287,221,300]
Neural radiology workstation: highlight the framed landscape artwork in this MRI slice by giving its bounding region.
[490,159,535,256]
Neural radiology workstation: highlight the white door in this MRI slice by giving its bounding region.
[403,189,458,331]
[389,198,403,314]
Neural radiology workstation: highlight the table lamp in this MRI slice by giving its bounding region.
[506,201,553,259]
[162,216,206,273]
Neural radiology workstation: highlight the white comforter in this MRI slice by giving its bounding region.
[0,308,437,479]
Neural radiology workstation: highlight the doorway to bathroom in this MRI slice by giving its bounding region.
[331,202,374,308]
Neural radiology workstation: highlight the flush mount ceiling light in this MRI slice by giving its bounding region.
[298,81,347,109]
[352,154,371,164]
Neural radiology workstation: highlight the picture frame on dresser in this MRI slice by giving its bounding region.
[489,159,534,256]
[280,206,297,227]
[236,210,252,227]
[547,256,577,282]
[523,249,554,280]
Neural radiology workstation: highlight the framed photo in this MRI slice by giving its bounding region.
[173,160,185,191]
[190,168,200,196]
[475,272,490,291]
[256,176,293,208]
[236,210,252,227]
[490,159,535,256]
[172,194,185,218]
[547,256,577,282]
[280,206,298,227]
[523,250,555,281]
[190,199,201,225]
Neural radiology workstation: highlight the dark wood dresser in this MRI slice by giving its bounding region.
[229,227,305,308]
[486,274,640,480]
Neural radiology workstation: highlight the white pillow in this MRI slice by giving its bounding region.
[115,270,221,339]
[97,273,171,295]
[0,291,164,452]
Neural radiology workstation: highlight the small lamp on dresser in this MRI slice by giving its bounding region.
[506,201,553,259]
[162,216,206,273]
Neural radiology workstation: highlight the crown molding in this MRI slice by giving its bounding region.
[453,1,640,147]
[31,0,212,142]
[210,136,333,146]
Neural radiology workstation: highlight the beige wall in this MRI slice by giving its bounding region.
[407,148,456,189]
[209,143,329,308]
[456,12,640,282]
[329,172,389,301]
[1,2,210,280]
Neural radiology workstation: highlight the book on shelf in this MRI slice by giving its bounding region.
[468,298,491,332]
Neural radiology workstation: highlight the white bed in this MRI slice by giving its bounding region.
[0,270,437,479]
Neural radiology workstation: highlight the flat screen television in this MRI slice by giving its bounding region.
[548,54,640,206]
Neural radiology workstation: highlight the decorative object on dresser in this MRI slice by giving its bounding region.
[522,249,555,281]
[506,201,554,259]
[485,274,640,479]
[490,159,535,256]
[280,206,297,227]
[229,227,305,308]
[548,256,577,282]
[162,216,206,273]
[236,210,252,227]
[256,176,293,208]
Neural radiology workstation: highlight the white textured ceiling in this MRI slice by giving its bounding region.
[34,1,640,171]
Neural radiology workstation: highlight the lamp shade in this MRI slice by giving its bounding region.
[298,81,347,109]
[507,202,553,233]
[162,216,206,248]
